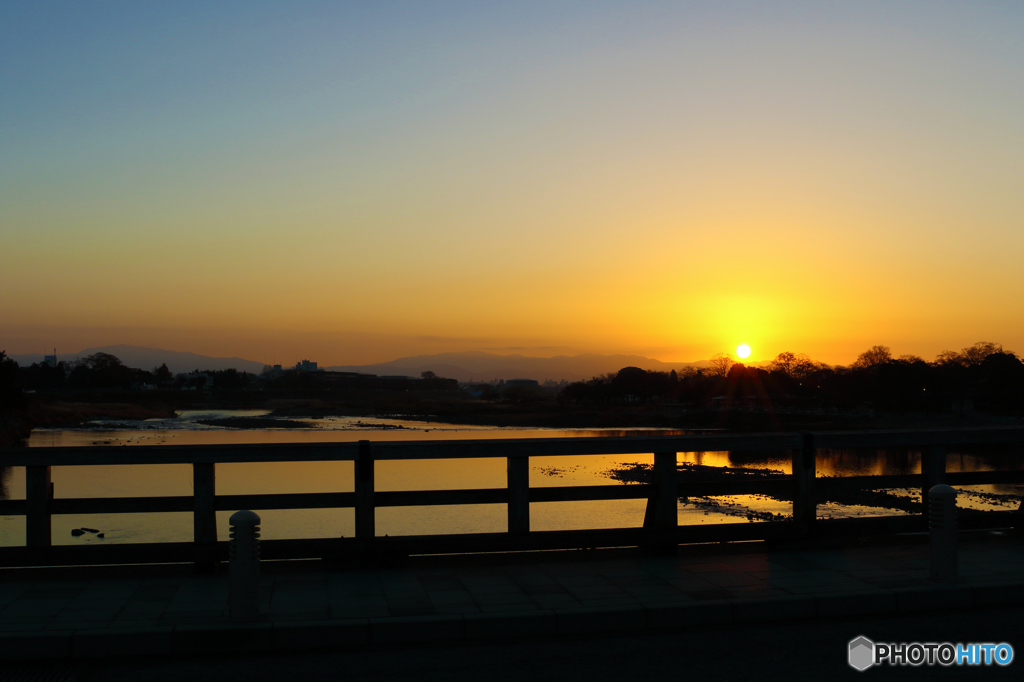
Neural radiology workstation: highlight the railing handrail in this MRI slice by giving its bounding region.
[3,426,1022,568]
[2,426,1023,466]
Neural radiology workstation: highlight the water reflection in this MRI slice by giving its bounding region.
[708,445,1024,479]
[667,445,1024,523]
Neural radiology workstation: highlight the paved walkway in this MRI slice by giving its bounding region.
[2,535,1022,660]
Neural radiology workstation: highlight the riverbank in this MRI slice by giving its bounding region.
[27,402,178,429]
[353,405,1024,433]
[14,390,1024,434]
[0,413,32,447]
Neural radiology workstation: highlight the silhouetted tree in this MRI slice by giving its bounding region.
[976,352,1024,410]
[610,367,674,402]
[20,361,67,390]
[153,364,173,383]
[559,381,591,403]
[936,342,1006,367]
[0,351,25,412]
[417,371,459,391]
[767,351,819,379]
[502,384,546,403]
[67,352,137,389]
[851,345,892,369]
[708,353,734,377]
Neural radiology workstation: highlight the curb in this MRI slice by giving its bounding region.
[3,580,1022,661]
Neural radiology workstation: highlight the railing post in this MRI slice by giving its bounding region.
[507,455,530,533]
[1016,496,1024,539]
[355,440,375,540]
[793,432,816,533]
[928,484,957,583]
[921,445,946,518]
[193,462,218,573]
[26,466,53,548]
[643,452,677,552]
[653,452,678,531]
[229,510,262,622]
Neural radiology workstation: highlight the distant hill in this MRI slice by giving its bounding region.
[8,345,267,375]
[325,352,709,383]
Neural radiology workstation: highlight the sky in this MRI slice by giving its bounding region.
[2,1,1023,367]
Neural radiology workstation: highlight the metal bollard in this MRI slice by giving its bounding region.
[229,510,261,621]
[928,485,957,583]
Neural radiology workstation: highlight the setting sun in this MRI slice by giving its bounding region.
[736,345,751,359]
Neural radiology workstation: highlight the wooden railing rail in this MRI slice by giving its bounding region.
[1,427,1022,568]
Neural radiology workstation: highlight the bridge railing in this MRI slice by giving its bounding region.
[1,427,1022,568]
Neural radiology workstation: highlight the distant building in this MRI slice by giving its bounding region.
[44,349,58,368]
[295,359,321,372]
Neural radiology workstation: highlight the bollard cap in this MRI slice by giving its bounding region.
[928,484,957,499]
[230,509,261,525]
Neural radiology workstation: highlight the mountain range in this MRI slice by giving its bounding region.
[325,351,708,383]
[7,346,708,382]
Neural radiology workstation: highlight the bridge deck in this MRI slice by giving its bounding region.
[2,533,1022,660]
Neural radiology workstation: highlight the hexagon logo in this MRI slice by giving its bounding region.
[849,636,875,671]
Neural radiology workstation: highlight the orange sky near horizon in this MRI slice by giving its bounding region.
[3,2,1023,368]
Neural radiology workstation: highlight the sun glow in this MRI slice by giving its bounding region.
[736,344,751,359]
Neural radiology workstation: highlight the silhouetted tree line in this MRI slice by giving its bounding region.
[14,352,462,394]
[194,368,254,390]
[0,351,26,412]
[1,350,32,445]
[560,366,681,404]
[417,371,461,391]
[262,368,460,392]
[463,379,568,404]
[558,342,1024,414]
[13,352,255,392]
[14,352,154,390]
[8,343,1023,414]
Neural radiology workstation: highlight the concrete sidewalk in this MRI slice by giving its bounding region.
[2,535,1022,661]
